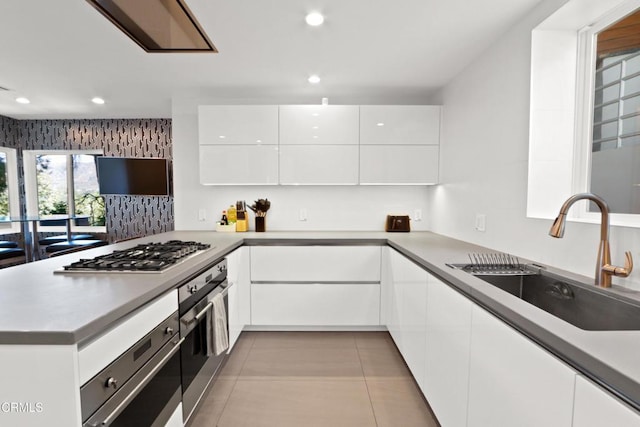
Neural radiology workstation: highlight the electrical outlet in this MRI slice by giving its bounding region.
[299,208,308,221]
[413,209,422,222]
[475,214,486,232]
[198,209,206,222]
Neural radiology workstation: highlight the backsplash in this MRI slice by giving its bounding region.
[0,116,174,243]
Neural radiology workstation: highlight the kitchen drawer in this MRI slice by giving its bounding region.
[78,290,178,385]
[251,283,381,326]
[250,246,381,282]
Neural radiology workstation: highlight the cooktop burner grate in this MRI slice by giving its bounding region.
[58,240,212,273]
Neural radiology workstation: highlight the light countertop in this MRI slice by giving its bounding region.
[0,230,639,410]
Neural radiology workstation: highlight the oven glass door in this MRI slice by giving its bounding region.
[109,350,181,427]
[181,283,229,422]
[83,336,182,427]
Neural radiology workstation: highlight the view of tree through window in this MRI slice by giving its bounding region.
[35,154,105,226]
[0,152,8,217]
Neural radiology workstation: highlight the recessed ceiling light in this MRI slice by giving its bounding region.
[308,75,321,84]
[305,12,324,26]
[16,97,30,104]
[92,97,105,105]
[219,135,226,139]
[377,122,385,126]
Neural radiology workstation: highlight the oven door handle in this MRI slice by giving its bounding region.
[97,337,185,426]
[188,282,231,324]
[194,301,214,322]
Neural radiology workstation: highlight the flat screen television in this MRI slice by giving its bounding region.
[96,157,172,196]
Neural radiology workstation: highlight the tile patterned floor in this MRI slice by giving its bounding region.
[188,331,440,427]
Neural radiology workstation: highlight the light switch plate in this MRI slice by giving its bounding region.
[413,209,422,222]
[299,208,308,221]
[198,209,207,221]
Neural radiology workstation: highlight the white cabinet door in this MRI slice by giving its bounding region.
[250,246,381,283]
[279,145,359,184]
[360,145,439,184]
[279,105,359,145]
[388,249,428,389]
[198,105,278,145]
[573,375,640,427]
[467,305,575,427]
[251,283,380,326]
[423,275,473,427]
[360,105,441,145]
[226,247,250,350]
[199,145,279,185]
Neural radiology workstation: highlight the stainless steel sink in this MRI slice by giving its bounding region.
[449,264,640,331]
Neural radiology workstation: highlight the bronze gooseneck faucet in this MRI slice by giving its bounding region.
[549,193,633,288]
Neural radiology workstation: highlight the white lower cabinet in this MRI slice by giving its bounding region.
[423,274,473,427]
[251,283,380,325]
[388,249,428,388]
[467,306,576,427]
[226,247,250,350]
[572,375,640,427]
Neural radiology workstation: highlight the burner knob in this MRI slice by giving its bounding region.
[218,265,226,272]
[189,285,198,294]
[105,377,118,389]
[165,327,174,335]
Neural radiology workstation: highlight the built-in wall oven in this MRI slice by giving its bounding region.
[80,313,183,427]
[179,257,229,424]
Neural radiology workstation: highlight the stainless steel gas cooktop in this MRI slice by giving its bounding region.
[56,240,213,273]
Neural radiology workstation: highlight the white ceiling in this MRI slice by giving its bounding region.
[0,0,542,119]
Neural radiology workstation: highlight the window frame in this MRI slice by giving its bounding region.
[23,149,106,233]
[574,0,640,225]
[0,147,21,235]
[527,0,640,227]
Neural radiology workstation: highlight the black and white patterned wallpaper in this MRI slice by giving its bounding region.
[0,116,173,244]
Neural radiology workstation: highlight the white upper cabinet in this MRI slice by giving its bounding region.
[279,105,359,145]
[199,145,279,185]
[279,145,359,185]
[198,105,278,145]
[359,105,441,185]
[198,105,279,185]
[360,145,439,185]
[360,105,440,145]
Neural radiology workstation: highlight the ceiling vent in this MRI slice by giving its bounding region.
[86,0,217,53]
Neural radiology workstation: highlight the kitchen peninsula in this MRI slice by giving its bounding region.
[0,230,639,426]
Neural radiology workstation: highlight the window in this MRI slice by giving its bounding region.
[24,150,105,230]
[0,151,9,217]
[527,0,640,226]
[589,7,640,214]
[0,147,20,233]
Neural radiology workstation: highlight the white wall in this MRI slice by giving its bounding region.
[172,94,434,232]
[430,0,640,290]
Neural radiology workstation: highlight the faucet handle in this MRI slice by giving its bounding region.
[602,251,633,277]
